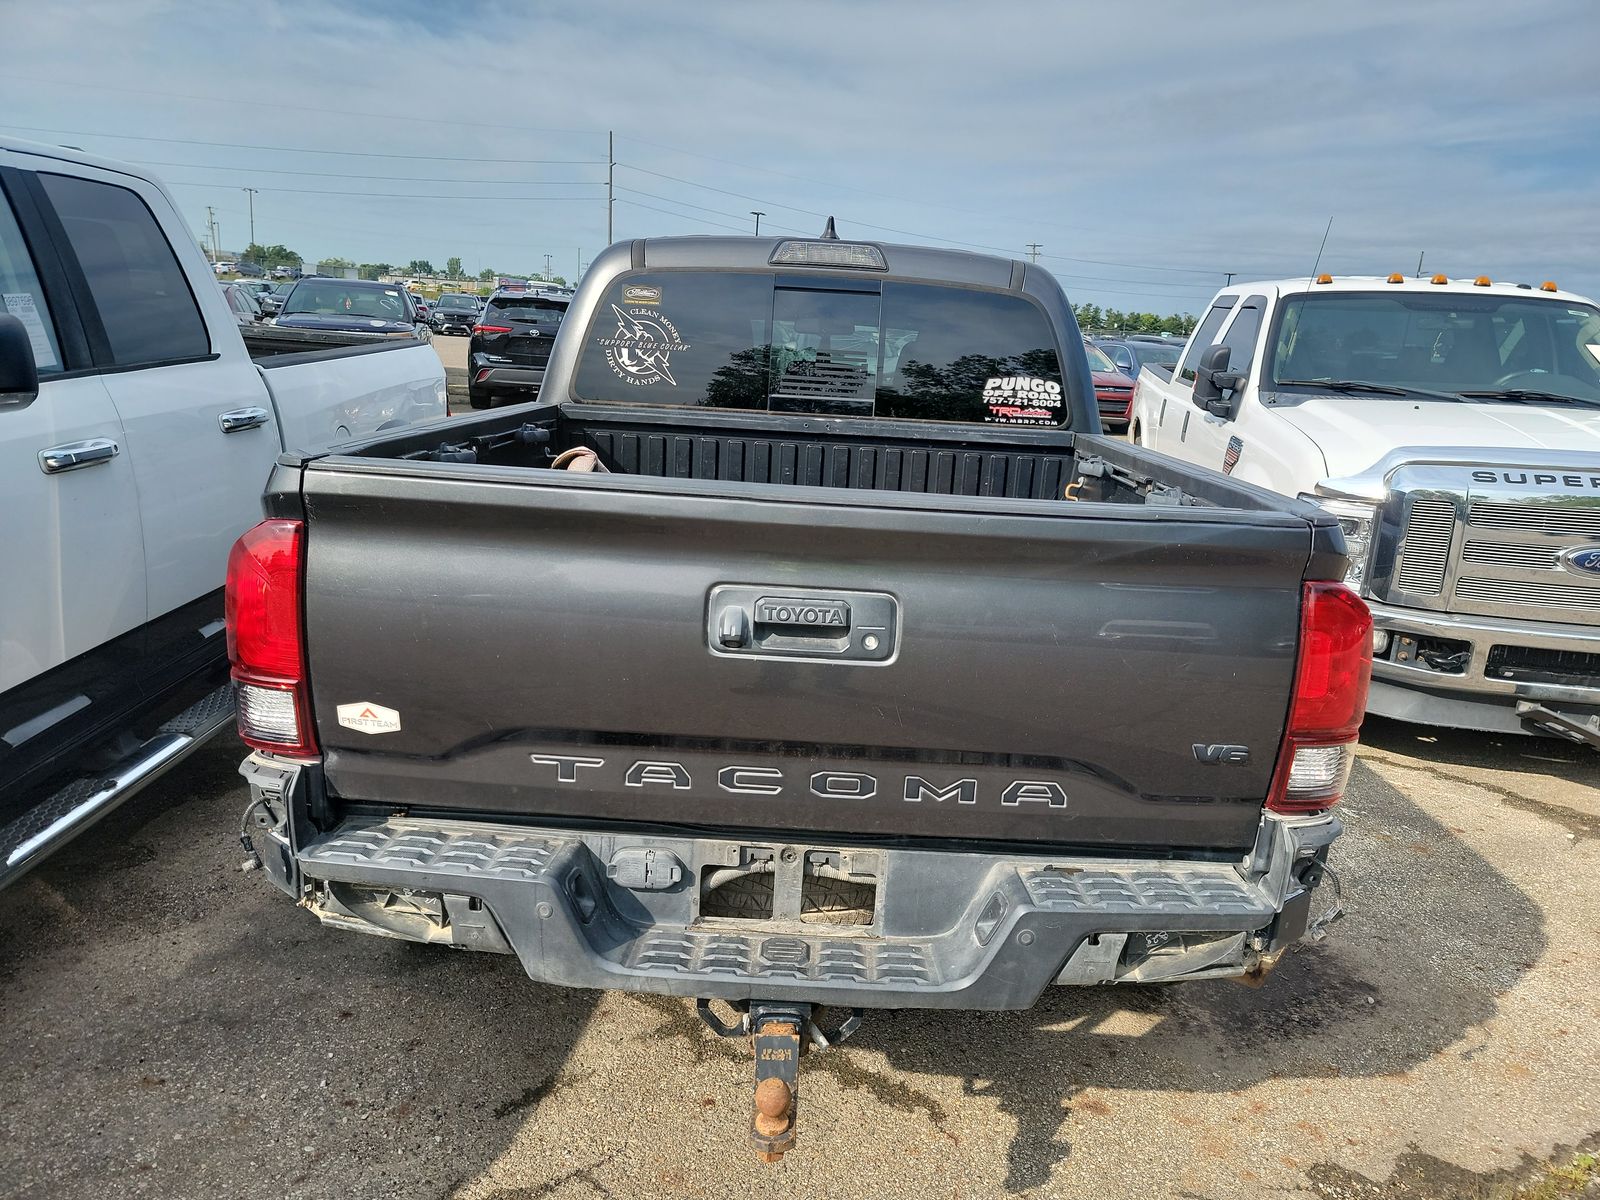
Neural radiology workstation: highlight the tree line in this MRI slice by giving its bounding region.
[241,244,565,286]
[1072,303,1196,336]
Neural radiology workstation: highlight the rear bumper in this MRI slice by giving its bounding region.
[242,755,1338,1010]
[471,366,547,393]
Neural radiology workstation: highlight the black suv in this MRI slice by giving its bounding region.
[467,288,570,408]
[429,292,480,336]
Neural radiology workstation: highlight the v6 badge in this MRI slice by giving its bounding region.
[337,701,402,735]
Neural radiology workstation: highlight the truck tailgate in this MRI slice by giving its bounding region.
[299,466,1310,852]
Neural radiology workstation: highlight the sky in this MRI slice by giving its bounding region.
[2,0,1596,316]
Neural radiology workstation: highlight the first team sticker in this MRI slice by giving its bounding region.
[336,701,402,735]
[982,375,1062,425]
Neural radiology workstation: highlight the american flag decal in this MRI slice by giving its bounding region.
[1222,436,1243,474]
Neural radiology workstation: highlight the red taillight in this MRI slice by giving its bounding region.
[473,323,512,334]
[225,518,317,757]
[1267,582,1372,814]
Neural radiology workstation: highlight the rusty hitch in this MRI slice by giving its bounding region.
[697,999,864,1162]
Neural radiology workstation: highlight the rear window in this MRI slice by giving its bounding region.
[436,294,477,309]
[572,271,1067,425]
[487,296,567,323]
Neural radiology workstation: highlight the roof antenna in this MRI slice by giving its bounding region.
[1306,216,1333,286]
[820,216,839,241]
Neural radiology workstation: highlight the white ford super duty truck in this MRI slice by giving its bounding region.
[1130,273,1600,746]
[0,136,448,885]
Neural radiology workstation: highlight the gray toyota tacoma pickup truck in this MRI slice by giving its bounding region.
[229,232,1372,1158]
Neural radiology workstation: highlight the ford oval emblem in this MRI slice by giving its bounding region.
[1560,546,1600,576]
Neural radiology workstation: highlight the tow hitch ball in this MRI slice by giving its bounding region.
[697,999,864,1162]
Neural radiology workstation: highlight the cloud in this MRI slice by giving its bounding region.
[1,0,1595,309]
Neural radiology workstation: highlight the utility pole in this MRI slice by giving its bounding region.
[750,211,764,235]
[241,188,258,249]
[543,253,553,280]
[205,206,217,261]
[1025,243,1042,264]
[607,131,614,245]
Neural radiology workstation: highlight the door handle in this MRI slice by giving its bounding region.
[38,438,118,475]
[218,406,270,434]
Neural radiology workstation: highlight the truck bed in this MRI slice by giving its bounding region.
[273,402,1343,857]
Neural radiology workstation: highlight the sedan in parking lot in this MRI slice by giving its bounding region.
[467,288,569,407]
[1093,335,1183,382]
[1084,341,1138,432]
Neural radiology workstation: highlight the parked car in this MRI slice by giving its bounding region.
[1130,273,1600,745]
[219,281,266,326]
[467,287,570,407]
[408,292,429,320]
[274,278,429,337]
[259,279,295,315]
[428,291,480,335]
[231,233,1368,1157]
[235,260,265,278]
[1094,334,1182,382]
[270,265,302,279]
[213,260,236,275]
[0,135,449,888]
[1083,340,1138,432]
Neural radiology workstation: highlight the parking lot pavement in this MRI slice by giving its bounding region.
[2,723,1597,1200]
[431,331,467,374]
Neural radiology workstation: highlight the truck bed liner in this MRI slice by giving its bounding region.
[347,402,1300,514]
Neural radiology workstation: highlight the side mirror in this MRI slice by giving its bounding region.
[0,314,41,406]
[1192,344,1244,417]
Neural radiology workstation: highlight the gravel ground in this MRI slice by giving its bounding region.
[1,717,1596,1199]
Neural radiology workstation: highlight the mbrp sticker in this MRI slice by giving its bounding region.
[982,375,1062,426]
[336,702,401,735]
[622,284,661,305]
[598,303,691,387]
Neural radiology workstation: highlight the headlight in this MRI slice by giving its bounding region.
[1300,495,1376,592]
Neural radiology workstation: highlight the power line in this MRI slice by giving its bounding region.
[1026,243,1042,264]
[1,125,604,165]
[130,158,604,185]
[616,162,1220,277]
[160,180,603,201]
[0,77,605,136]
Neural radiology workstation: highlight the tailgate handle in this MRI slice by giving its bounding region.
[753,596,851,637]
[708,587,896,664]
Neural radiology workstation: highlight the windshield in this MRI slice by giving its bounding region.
[1271,291,1600,402]
[1084,343,1117,373]
[436,294,477,310]
[1132,341,1180,364]
[283,281,409,320]
[487,297,567,323]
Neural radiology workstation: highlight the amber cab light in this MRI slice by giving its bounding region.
[225,518,317,757]
[1267,583,1373,814]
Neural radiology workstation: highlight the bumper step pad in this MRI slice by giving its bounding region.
[296,816,1282,1010]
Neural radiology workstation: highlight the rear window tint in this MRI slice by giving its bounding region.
[573,272,1066,425]
[487,296,567,322]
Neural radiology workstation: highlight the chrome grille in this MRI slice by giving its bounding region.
[1396,497,1456,594]
[1456,577,1600,611]
[1460,540,1561,570]
[1469,501,1600,539]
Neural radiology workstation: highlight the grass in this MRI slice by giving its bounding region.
[1515,1152,1599,1199]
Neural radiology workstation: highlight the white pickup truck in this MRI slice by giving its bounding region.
[1130,273,1600,746]
[0,137,447,884]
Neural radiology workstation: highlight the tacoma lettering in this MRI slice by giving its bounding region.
[529,756,1068,811]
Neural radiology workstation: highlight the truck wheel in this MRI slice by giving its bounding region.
[468,387,491,410]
